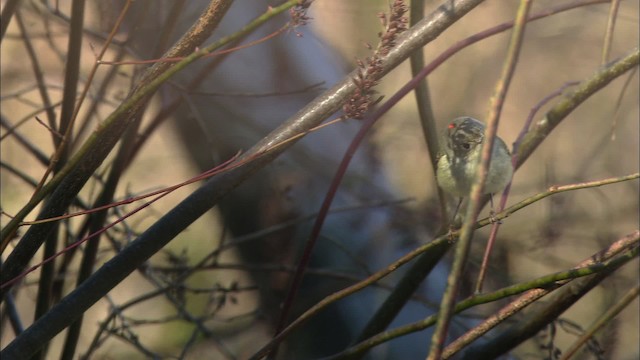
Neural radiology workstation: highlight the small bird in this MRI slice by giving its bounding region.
[436,117,513,217]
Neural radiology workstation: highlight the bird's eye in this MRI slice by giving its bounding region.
[462,143,471,150]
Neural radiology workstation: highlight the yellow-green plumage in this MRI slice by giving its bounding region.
[436,117,513,197]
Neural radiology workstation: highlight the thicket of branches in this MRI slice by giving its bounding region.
[0,0,638,359]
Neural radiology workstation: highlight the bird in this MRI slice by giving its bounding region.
[436,116,513,220]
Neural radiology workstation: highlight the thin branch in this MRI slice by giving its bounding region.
[0,0,21,42]
[14,10,58,146]
[609,66,637,140]
[428,1,532,358]
[601,0,621,65]
[409,0,446,221]
[0,115,51,166]
[559,285,639,360]
[478,173,639,227]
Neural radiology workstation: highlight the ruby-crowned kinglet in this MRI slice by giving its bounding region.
[436,117,513,200]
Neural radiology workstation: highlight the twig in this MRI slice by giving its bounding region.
[428,1,533,358]
[558,285,639,360]
[601,0,621,65]
[14,10,58,145]
[409,0,446,223]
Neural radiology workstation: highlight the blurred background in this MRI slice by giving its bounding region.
[1,0,638,359]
